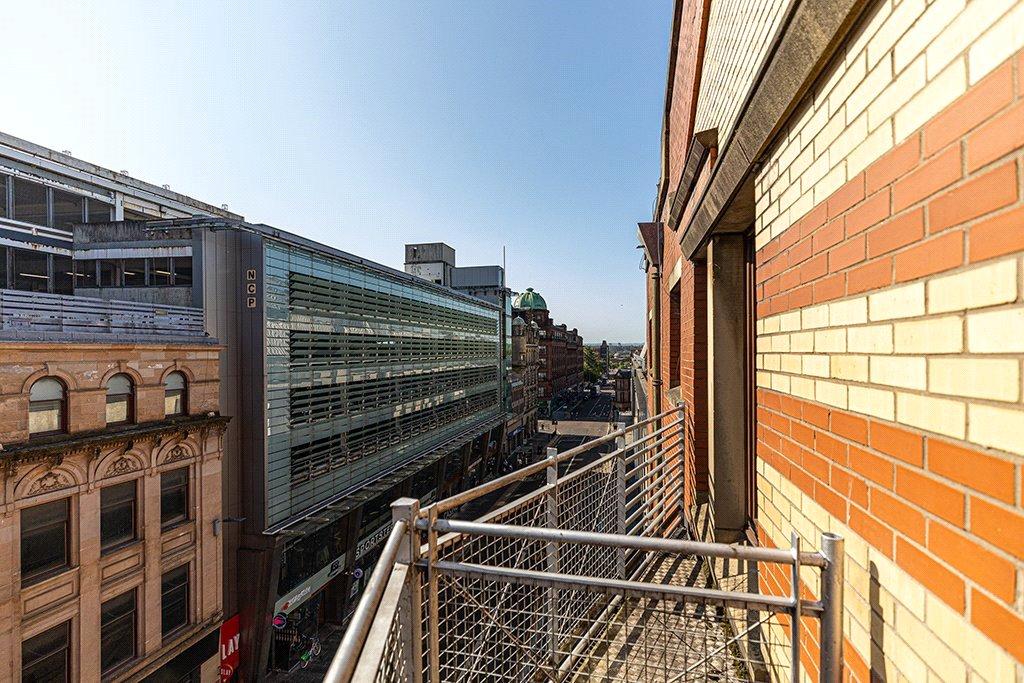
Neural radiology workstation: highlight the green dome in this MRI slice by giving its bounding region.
[514,288,548,310]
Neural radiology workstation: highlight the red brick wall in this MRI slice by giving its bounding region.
[646,0,712,516]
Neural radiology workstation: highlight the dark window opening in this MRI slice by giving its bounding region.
[12,177,48,226]
[122,258,145,287]
[101,590,137,673]
[172,257,192,286]
[100,480,137,552]
[87,198,112,223]
[21,498,70,584]
[161,565,190,637]
[73,259,97,288]
[13,249,49,293]
[99,260,119,287]
[160,467,189,529]
[150,257,172,286]
[22,621,70,683]
[52,255,73,295]
[0,175,7,218]
[51,189,84,230]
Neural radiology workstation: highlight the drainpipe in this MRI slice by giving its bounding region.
[650,259,663,419]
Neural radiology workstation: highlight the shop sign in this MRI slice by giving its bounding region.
[273,555,346,616]
[219,615,240,682]
[355,521,393,560]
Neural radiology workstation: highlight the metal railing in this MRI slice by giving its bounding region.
[327,406,844,682]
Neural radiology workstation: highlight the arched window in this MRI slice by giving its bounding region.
[105,374,134,426]
[29,378,66,436]
[164,372,187,417]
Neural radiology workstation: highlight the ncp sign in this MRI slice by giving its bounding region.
[219,615,240,682]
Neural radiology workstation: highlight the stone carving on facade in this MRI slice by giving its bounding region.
[28,470,72,496]
[163,444,192,464]
[105,455,139,478]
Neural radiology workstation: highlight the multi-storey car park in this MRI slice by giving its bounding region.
[0,131,506,679]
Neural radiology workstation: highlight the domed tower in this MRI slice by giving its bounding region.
[512,287,547,311]
[512,287,549,326]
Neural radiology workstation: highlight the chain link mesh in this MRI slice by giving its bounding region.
[345,414,811,683]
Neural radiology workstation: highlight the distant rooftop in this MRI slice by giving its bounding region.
[0,130,243,221]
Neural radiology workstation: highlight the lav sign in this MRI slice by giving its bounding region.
[219,614,241,682]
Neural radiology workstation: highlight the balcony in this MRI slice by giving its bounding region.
[327,406,845,682]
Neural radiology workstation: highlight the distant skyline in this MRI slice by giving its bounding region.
[2,1,672,342]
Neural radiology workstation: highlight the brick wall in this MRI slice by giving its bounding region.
[751,0,1024,678]
[650,0,712,516]
[694,0,791,146]
[0,343,221,444]
[0,341,224,681]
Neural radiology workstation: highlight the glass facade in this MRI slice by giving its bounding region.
[263,241,502,526]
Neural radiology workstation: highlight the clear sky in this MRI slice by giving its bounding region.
[4,1,671,343]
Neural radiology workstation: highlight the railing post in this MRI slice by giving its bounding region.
[789,531,801,683]
[820,533,845,682]
[545,446,560,673]
[426,505,441,683]
[392,498,423,683]
[614,433,626,579]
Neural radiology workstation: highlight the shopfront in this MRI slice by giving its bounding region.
[269,515,354,673]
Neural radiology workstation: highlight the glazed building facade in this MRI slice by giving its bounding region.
[643,0,1024,679]
[0,304,225,682]
[72,218,505,677]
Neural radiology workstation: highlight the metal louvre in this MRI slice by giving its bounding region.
[263,243,502,525]
[288,272,496,335]
[289,391,498,484]
[288,367,498,426]
[288,329,496,368]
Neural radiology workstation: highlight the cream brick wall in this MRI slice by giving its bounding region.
[756,257,1024,456]
[754,0,1024,249]
[757,459,1017,682]
[694,0,792,147]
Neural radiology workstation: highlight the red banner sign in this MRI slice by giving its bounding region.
[219,615,241,682]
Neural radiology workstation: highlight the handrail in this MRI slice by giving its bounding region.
[422,519,827,567]
[429,406,683,515]
[427,560,823,614]
[324,518,408,683]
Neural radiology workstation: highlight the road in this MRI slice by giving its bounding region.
[549,384,615,422]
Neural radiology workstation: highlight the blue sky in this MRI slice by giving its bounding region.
[4,1,671,342]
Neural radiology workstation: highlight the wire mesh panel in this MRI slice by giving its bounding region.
[331,410,843,683]
[373,596,411,683]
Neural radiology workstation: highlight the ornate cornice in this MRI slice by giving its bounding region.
[1,414,230,474]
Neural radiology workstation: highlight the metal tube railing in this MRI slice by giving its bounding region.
[430,407,681,514]
[427,560,821,614]
[423,519,828,567]
[327,401,845,683]
[324,518,408,683]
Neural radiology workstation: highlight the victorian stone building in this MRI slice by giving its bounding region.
[513,288,583,403]
[0,300,226,682]
[505,316,540,455]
